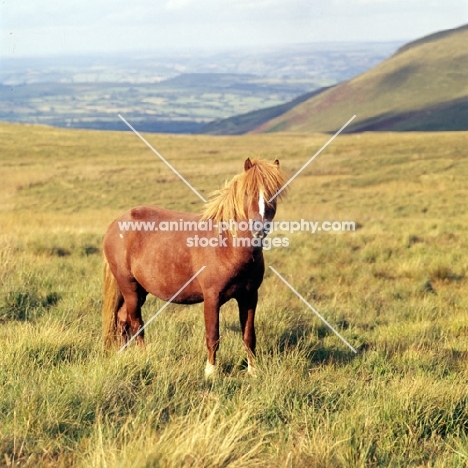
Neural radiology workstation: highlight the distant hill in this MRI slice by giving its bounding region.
[0,43,398,135]
[395,24,468,56]
[210,24,468,134]
[257,24,468,133]
[200,87,331,135]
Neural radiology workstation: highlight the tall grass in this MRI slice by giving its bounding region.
[1,122,468,466]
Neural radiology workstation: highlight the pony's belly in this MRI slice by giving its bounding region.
[139,274,204,305]
[171,293,204,305]
[220,281,261,303]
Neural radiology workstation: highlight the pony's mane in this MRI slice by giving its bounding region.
[201,160,287,223]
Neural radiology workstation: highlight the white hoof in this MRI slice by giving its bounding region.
[247,360,256,377]
[205,361,217,378]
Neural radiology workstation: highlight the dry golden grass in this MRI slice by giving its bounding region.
[1,122,468,466]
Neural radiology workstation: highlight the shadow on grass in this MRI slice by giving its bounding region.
[306,344,357,365]
[0,289,61,322]
[278,322,357,366]
[225,316,358,368]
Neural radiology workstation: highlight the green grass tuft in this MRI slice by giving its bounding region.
[1,123,468,466]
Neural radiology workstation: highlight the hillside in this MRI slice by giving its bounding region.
[252,24,468,133]
[200,87,331,135]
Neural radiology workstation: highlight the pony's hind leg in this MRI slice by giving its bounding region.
[120,283,147,347]
[116,302,130,346]
[237,290,258,375]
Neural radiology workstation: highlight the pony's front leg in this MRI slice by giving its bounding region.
[237,290,257,375]
[203,294,220,378]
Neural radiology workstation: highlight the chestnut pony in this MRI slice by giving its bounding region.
[102,158,286,376]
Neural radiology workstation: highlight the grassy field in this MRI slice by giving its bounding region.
[0,74,314,134]
[1,122,468,467]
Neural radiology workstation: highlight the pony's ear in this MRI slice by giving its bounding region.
[244,158,253,171]
[274,159,280,167]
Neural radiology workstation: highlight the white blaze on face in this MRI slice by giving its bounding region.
[258,191,265,219]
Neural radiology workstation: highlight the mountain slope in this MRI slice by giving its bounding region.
[200,87,331,135]
[255,24,468,133]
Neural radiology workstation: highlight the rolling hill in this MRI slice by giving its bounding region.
[204,24,468,134]
[199,87,331,135]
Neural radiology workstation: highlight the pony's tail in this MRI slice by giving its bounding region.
[102,255,123,349]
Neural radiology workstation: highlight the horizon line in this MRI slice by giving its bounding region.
[0,39,410,61]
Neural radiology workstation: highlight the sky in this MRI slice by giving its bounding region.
[1,0,467,58]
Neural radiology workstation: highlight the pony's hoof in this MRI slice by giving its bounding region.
[247,363,257,377]
[205,361,217,378]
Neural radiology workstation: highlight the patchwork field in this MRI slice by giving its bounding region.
[0,42,398,134]
[1,122,468,467]
[0,75,311,134]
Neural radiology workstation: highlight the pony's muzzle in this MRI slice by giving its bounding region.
[251,228,266,239]
[250,218,267,239]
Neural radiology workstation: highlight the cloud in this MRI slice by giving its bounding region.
[1,0,466,57]
[165,0,193,11]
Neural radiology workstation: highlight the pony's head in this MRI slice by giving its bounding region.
[202,158,287,238]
